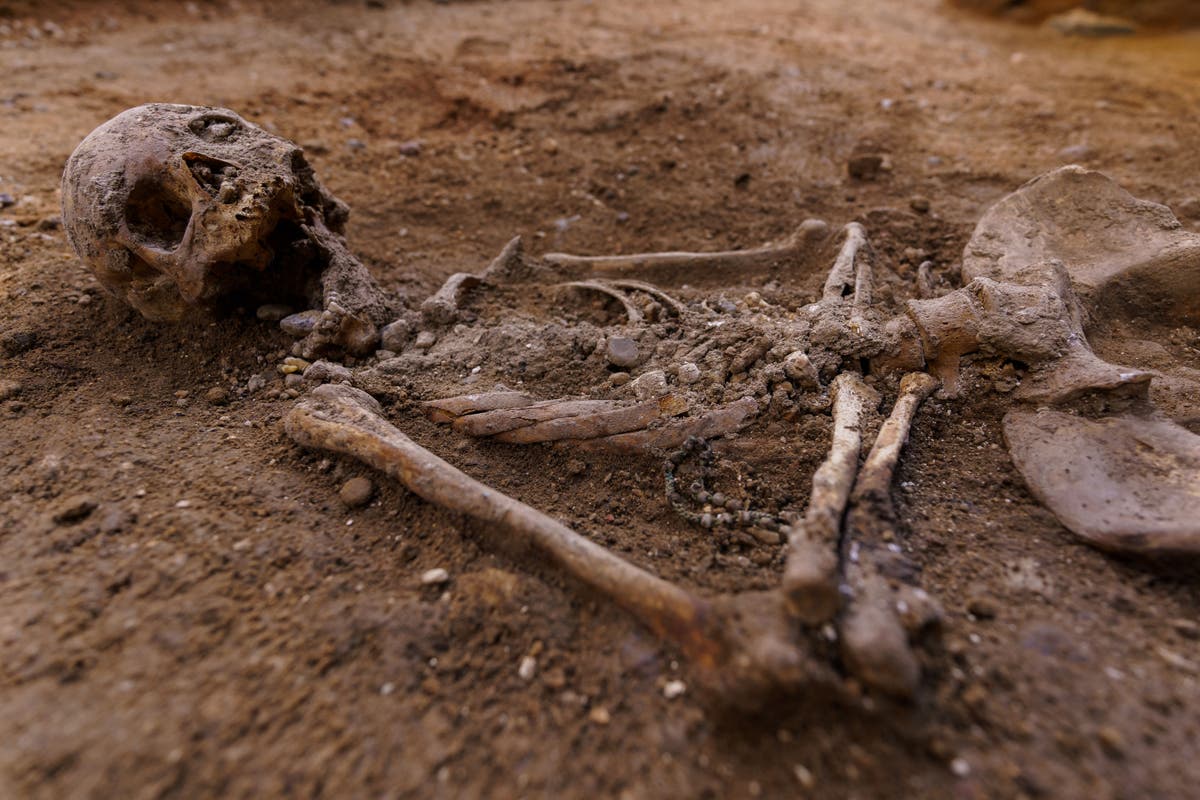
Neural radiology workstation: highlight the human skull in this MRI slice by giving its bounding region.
[61,103,349,321]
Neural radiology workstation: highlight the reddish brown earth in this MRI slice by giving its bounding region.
[3,1,1200,798]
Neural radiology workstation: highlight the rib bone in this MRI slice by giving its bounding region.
[782,372,880,624]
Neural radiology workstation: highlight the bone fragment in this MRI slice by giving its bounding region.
[493,399,670,443]
[286,384,827,701]
[606,280,688,316]
[783,373,880,624]
[422,391,536,423]
[451,399,619,437]
[821,223,870,306]
[572,396,759,454]
[422,272,483,327]
[838,372,939,699]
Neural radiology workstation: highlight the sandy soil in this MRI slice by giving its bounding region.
[3,1,1200,798]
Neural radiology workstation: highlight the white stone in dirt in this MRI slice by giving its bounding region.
[630,369,668,399]
[421,567,450,585]
[676,362,701,385]
[518,655,537,681]
[662,679,687,699]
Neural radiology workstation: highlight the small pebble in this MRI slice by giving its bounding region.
[1096,726,1125,758]
[280,310,322,337]
[284,373,305,389]
[588,706,611,725]
[0,379,21,401]
[421,567,450,586]
[303,360,353,384]
[246,374,268,393]
[677,362,701,384]
[415,330,437,350]
[256,304,293,322]
[518,655,537,681]
[398,139,423,157]
[51,495,97,524]
[205,387,230,406]
[339,476,374,507]
[0,193,14,208]
[793,764,815,789]
[606,337,639,368]
[610,372,631,387]
[950,758,970,777]
[967,595,999,620]
[630,369,668,399]
[662,679,687,699]
[380,319,411,352]
[847,153,884,181]
[910,196,931,213]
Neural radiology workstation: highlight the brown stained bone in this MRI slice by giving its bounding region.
[287,384,831,702]
[963,165,1200,326]
[423,391,536,423]
[422,273,484,327]
[493,399,673,444]
[425,390,757,451]
[838,372,940,698]
[62,104,393,354]
[906,263,1150,402]
[822,222,872,307]
[571,396,759,453]
[782,373,880,624]
[1003,408,1200,556]
[449,398,620,437]
[542,218,831,278]
[558,281,645,324]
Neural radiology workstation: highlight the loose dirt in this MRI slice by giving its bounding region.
[2,1,1200,798]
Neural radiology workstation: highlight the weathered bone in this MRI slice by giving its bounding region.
[542,218,831,277]
[61,104,393,355]
[822,222,872,307]
[558,281,645,323]
[424,391,760,452]
[1004,409,1200,556]
[782,373,880,624]
[838,372,940,698]
[287,383,830,701]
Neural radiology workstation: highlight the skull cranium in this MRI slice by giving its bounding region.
[61,103,349,322]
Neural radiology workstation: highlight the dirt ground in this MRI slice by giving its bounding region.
[3,1,1200,798]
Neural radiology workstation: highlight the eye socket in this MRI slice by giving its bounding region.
[188,113,241,141]
[125,176,192,250]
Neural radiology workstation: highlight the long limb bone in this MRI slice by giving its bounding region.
[839,372,940,698]
[542,219,830,276]
[782,373,880,624]
[288,384,826,701]
[822,222,872,307]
